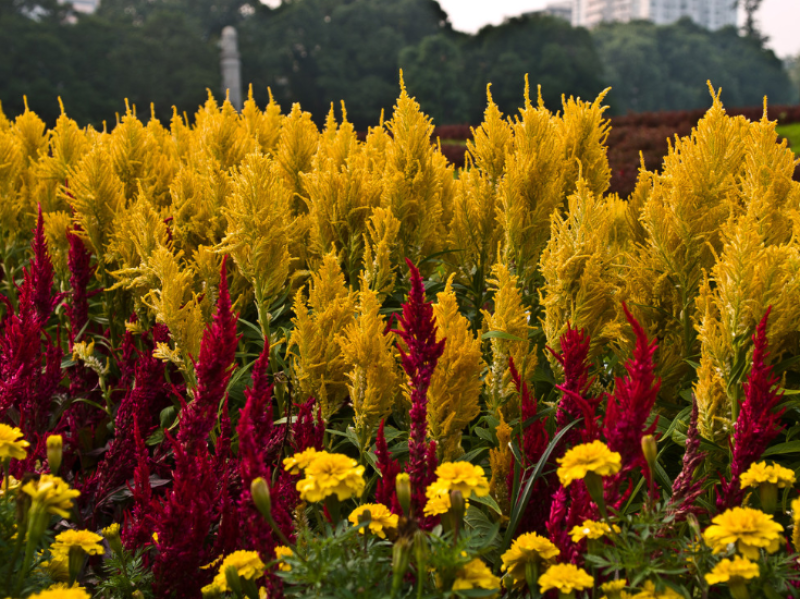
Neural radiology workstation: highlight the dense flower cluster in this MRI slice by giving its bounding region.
[0,81,798,599]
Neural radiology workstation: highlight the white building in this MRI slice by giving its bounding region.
[60,0,99,13]
[572,0,737,30]
[527,0,574,22]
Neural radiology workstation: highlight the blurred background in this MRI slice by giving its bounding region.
[1,0,798,127]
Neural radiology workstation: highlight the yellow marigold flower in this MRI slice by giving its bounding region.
[452,558,500,594]
[501,532,560,585]
[570,519,621,543]
[44,548,69,582]
[557,441,621,487]
[101,523,120,538]
[740,462,796,489]
[538,563,594,594]
[274,545,293,572]
[431,462,490,498]
[791,497,800,553]
[212,550,266,591]
[348,503,399,538]
[631,580,683,598]
[28,588,91,599]
[423,480,461,517]
[296,452,365,503]
[200,555,224,571]
[22,474,80,519]
[51,530,104,556]
[283,447,319,475]
[0,423,29,461]
[703,507,783,559]
[705,555,760,585]
[601,579,630,599]
[201,581,224,597]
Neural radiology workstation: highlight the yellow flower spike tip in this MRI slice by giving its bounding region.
[501,532,560,587]
[452,558,500,594]
[557,440,621,487]
[631,580,684,599]
[51,530,104,556]
[27,587,91,599]
[212,550,266,592]
[431,462,490,498]
[569,519,621,544]
[347,504,399,539]
[296,452,365,503]
[703,507,783,560]
[705,555,760,585]
[0,423,30,461]
[600,579,630,599]
[21,474,81,519]
[740,462,796,488]
[538,563,594,596]
[274,545,293,572]
[791,497,800,553]
[283,447,319,475]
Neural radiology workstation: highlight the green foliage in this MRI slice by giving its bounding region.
[777,122,800,154]
[97,546,155,599]
[594,18,794,114]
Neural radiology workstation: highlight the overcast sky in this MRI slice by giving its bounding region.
[435,0,800,58]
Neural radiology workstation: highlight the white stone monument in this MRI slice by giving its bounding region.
[220,26,243,111]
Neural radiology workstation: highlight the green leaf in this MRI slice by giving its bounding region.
[762,441,800,456]
[470,493,502,515]
[502,419,581,551]
[481,330,523,342]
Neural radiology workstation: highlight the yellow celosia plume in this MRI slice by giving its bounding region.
[540,178,625,364]
[337,283,399,442]
[428,276,485,460]
[288,252,357,421]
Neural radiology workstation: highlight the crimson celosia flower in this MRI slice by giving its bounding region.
[122,420,154,550]
[94,326,172,512]
[29,205,61,323]
[548,326,597,442]
[237,344,283,486]
[177,258,240,451]
[392,259,444,522]
[293,396,325,453]
[667,399,707,520]
[150,432,218,599]
[0,212,62,444]
[375,419,402,513]
[718,308,785,510]
[603,304,660,474]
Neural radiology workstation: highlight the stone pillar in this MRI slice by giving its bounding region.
[220,26,243,111]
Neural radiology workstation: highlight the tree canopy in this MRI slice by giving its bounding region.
[0,0,794,128]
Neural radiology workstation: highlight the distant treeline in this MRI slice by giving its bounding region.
[0,0,795,128]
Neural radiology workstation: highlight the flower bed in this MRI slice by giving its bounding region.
[0,81,800,598]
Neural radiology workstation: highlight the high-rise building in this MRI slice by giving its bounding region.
[571,0,737,30]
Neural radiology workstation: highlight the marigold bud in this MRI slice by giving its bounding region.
[641,435,657,472]
[251,477,272,519]
[225,565,242,595]
[68,545,86,585]
[392,537,412,593]
[47,435,63,475]
[396,473,411,515]
[103,522,123,555]
[449,489,465,523]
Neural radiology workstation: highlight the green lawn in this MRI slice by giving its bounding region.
[777,122,800,155]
